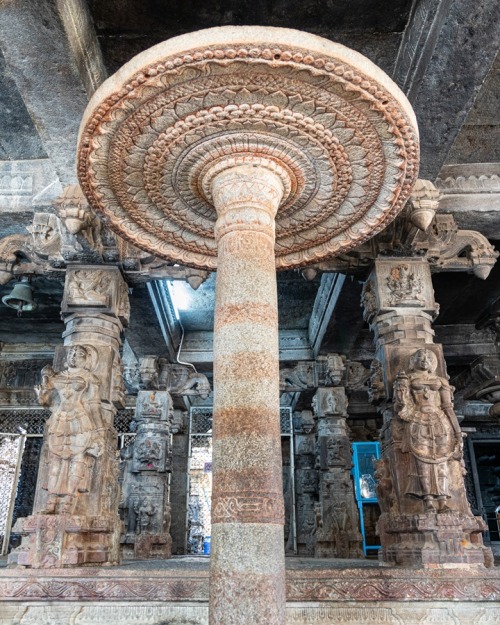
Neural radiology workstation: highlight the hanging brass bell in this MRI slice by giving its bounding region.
[2,277,37,313]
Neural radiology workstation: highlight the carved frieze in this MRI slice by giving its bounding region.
[312,387,348,418]
[280,354,345,393]
[62,266,116,313]
[372,258,436,314]
[0,194,210,287]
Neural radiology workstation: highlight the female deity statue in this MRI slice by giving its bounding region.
[35,344,103,515]
[393,348,463,512]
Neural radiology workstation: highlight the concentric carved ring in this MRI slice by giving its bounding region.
[78,26,419,270]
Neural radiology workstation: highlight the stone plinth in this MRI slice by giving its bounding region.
[1,560,500,625]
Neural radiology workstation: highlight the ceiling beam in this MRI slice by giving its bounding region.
[0,0,106,185]
[308,273,346,358]
[393,0,500,180]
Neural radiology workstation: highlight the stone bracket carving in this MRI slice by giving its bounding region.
[0,187,210,288]
[280,354,345,392]
[137,357,211,399]
[301,183,498,281]
[451,355,500,418]
[411,215,499,279]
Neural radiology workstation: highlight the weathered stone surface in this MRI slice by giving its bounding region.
[208,160,285,625]
[74,26,421,624]
[0,0,102,184]
[119,390,173,560]
[407,0,500,179]
[312,387,363,559]
[1,559,500,602]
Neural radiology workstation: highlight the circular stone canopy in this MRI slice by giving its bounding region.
[78,26,419,271]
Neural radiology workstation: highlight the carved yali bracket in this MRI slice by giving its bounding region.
[139,357,211,398]
[411,215,499,279]
[301,183,498,281]
[0,186,210,288]
[452,355,500,418]
[280,354,345,392]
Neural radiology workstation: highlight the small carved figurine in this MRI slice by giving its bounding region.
[387,263,423,306]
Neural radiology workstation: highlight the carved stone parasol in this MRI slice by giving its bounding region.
[78,26,419,625]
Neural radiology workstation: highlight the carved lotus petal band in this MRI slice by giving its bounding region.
[77,26,419,270]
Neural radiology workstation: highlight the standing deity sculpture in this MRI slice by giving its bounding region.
[35,344,103,515]
[393,348,464,513]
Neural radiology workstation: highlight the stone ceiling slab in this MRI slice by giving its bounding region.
[0,0,105,185]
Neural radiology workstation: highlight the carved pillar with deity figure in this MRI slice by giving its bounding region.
[362,257,493,567]
[120,389,173,559]
[293,410,318,556]
[312,356,363,559]
[9,266,128,568]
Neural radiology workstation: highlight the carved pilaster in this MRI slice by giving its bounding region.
[119,390,173,560]
[362,257,492,567]
[293,410,317,556]
[9,266,128,568]
[312,386,363,559]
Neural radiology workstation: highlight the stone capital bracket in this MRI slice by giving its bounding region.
[137,356,211,399]
[301,180,498,281]
[280,355,371,397]
[280,353,346,393]
[452,355,500,419]
[0,185,210,289]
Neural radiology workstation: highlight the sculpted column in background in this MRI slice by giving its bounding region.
[119,389,173,560]
[363,258,492,567]
[209,161,286,625]
[312,371,363,560]
[9,266,128,568]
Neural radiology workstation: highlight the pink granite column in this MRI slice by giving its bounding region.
[208,161,287,625]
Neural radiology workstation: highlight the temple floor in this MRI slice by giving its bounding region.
[0,556,499,624]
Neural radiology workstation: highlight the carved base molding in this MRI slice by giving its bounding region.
[1,564,499,602]
[378,511,490,567]
[0,600,499,625]
[7,514,121,568]
[121,533,172,561]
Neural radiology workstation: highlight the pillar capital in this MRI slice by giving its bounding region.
[204,157,290,243]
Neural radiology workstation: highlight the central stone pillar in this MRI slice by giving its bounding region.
[77,24,420,622]
[207,160,287,625]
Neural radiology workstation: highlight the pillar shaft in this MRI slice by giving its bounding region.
[8,266,128,568]
[363,257,492,567]
[209,163,286,625]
